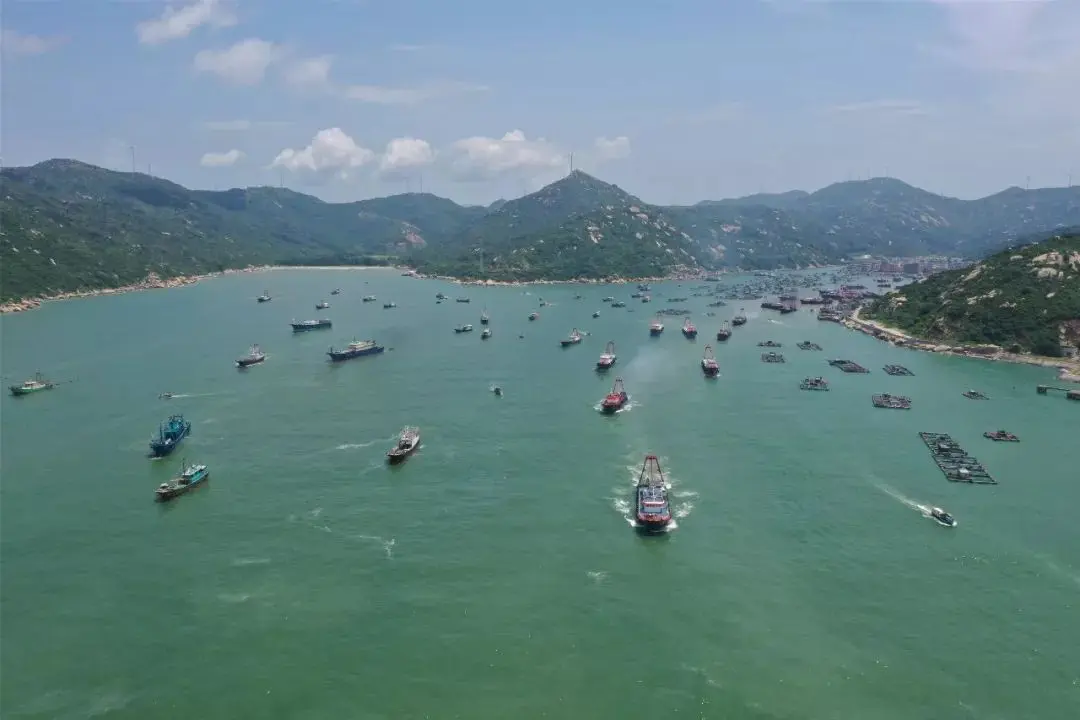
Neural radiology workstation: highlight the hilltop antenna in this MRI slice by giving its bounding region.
[1068,173,1073,188]
[279,169,284,188]
[570,152,574,174]
[419,173,423,194]
[129,145,136,173]
[1026,175,1031,190]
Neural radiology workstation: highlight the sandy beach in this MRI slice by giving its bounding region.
[844,307,1080,383]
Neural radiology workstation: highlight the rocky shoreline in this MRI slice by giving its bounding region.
[844,306,1080,383]
[408,269,718,287]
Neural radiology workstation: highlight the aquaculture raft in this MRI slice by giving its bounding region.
[757,340,782,348]
[872,393,911,409]
[962,390,990,400]
[761,352,785,363]
[918,432,996,484]
[800,377,829,391]
[829,359,870,374]
[884,364,914,376]
[797,342,823,351]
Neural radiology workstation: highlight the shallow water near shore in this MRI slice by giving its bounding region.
[2,268,1078,719]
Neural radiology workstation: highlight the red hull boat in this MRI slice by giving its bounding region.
[701,345,719,377]
[682,318,698,339]
[600,377,629,414]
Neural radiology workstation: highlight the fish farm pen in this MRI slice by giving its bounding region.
[758,341,783,348]
[800,377,829,391]
[761,352,786,363]
[918,432,997,484]
[872,393,912,409]
[883,364,914,376]
[797,341,823,351]
[962,390,990,400]
[829,359,870,374]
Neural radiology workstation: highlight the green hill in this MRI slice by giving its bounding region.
[862,230,1080,356]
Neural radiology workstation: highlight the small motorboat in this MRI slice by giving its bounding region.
[387,426,421,463]
[592,311,600,318]
[257,291,272,303]
[316,301,330,310]
[480,309,490,325]
[929,507,957,528]
[158,391,176,400]
[330,288,342,295]
[362,295,377,302]
[454,324,474,333]
[383,302,397,309]
[701,345,720,377]
[528,312,539,321]
[600,377,629,414]
[481,328,492,340]
[491,384,503,397]
[560,328,583,347]
[596,341,617,371]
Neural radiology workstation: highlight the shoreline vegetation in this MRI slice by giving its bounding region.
[844,306,1080,384]
[0,265,714,314]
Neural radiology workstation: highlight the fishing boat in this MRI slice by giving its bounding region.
[149,414,192,457]
[491,384,503,396]
[592,311,600,318]
[715,322,731,341]
[929,507,957,528]
[159,391,176,399]
[454,324,474,334]
[481,328,492,340]
[682,318,698,339]
[640,296,650,303]
[316,301,330,310]
[362,295,376,302]
[649,315,665,336]
[9,372,55,396]
[383,302,397,309]
[236,344,266,368]
[327,339,385,362]
[701,345,720,377]
[596,341,617,371]
[984,430,1019,442]
[386,426,421,463]
[600,377,629,414]
[732,310,747,326]
[613,300,627,307]
[560,328,583,347]
[480,308,490,325]
[291,318,332,332]
[330,288,341,295]
[436,292,448,300]
[634,454,672,533]
[528,312,539,321]
[456,297,471,303]
[257,291,272,303]
[962,389,990,400]
[155,460,209,502]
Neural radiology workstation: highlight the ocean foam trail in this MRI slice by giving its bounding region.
[335,434,396,451]
[871,480,928,514]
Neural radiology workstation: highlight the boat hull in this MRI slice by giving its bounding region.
[635,517,671,534]
[702,363,719,377]
[596,360,616,371]
[9,385,52,396]
[716,331,731,341]
[292,322,332,332]
[328,346,385,362]
[682,330,697,339]
[236,357,265,368]
[150,438,185,458]
[649,328,663,336]
[600,395,628,414]
[387,446,418,464]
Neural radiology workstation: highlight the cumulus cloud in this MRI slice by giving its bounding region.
[0,30,67,56]
[593,136,631,162]
[194,38,281,85]
[344,81,488,105]
[379,138,435,179]
[271,128,375,180]
[200,149,244,167]
[284,55,334,91]
[450,130,565,181]
[136,0,236,46]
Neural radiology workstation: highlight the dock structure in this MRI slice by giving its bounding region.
[1038,385,1080,401]
[761,352,786,363]
[883,364,914,376]
[872,393,912,409]
[918,432,997,484]
[829,359,870,374]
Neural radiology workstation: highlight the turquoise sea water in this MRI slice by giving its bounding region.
[1,268,1078,719]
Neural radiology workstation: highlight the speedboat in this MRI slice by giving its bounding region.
[491,384,503,397]
[929,507,957,528]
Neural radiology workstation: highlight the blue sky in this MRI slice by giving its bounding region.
[2,0,1077,205]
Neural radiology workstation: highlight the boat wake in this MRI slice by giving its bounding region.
[611,456,690,530]
[231,557,271,567]
[586,570,608,583]
[336,434,396,451]
[871,480,934,517]
[289,508,396,558]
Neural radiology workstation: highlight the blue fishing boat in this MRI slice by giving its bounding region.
[149,414,191,457]
[155,460,210,502]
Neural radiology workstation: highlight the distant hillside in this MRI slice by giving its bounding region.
[863,231,1080,356]
[3,159,1079,301]
[412,171,703,280]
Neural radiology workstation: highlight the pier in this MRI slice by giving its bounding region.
[918,432,997,484]
[1037,385,1080,401]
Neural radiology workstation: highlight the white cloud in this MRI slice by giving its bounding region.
[284,55,334,91]
[450,130,565,181]
[0,30,67,56]
[194,38,281,85]
[593,136,631,162]
[200,149,244,167]
[826,100,929,116]
[136,0,236,46]
[344,81,488,105]
[272,128,375,180]
[379,138,435,178]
